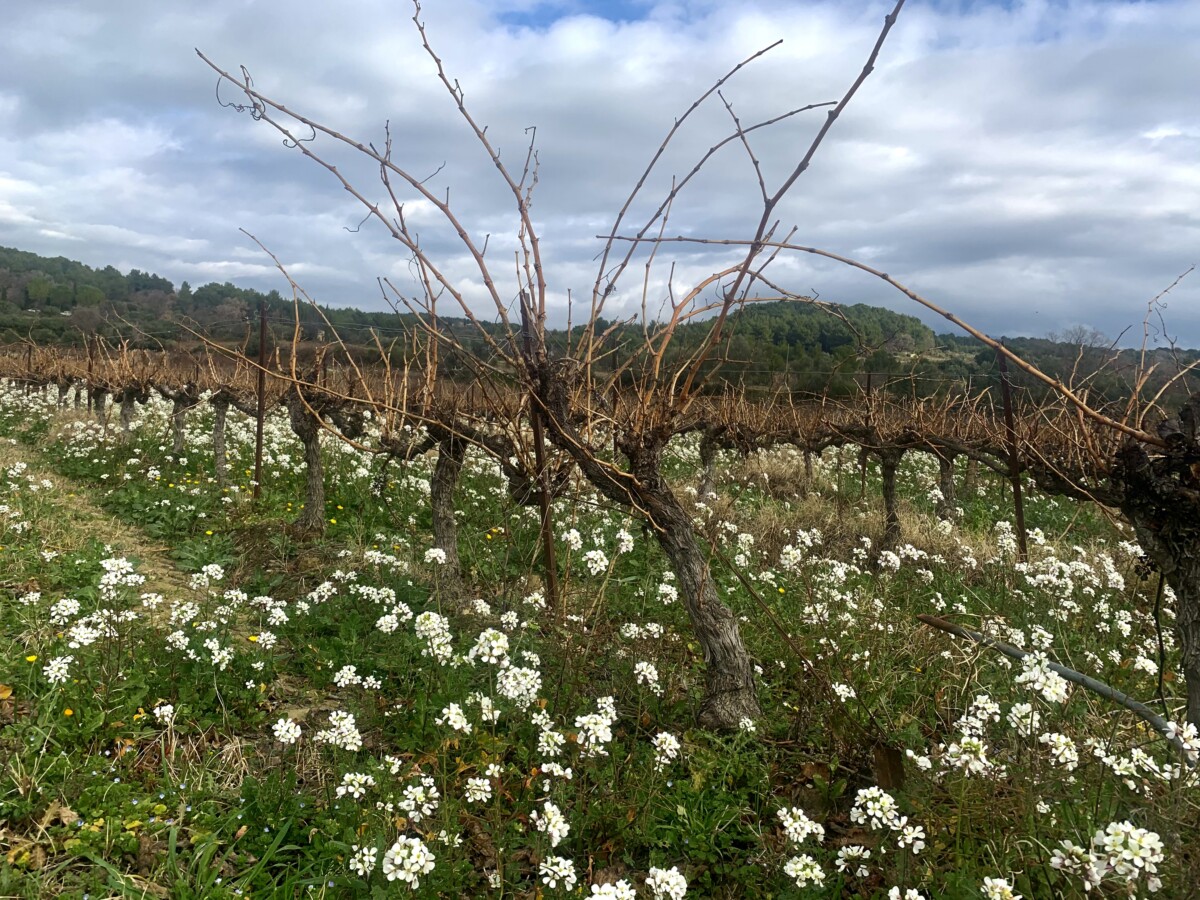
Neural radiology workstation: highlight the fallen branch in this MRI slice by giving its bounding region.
[917,614,1196,766]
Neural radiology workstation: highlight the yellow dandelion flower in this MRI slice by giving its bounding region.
[63,708,74,717]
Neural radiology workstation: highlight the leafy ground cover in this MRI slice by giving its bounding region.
[0,384,1196,898]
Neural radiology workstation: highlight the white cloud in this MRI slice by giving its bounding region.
[0,0,1196,346]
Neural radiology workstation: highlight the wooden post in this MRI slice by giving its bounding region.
[86,335,96,412]
[859,372,872,500]
[996,346,1028,562]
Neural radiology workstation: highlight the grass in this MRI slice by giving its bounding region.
[0,383,1196,898]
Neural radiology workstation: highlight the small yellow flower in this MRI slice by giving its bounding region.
[26,654,37,663]
[778,587,785,594]
[205,530,214,536]
[247,635,259,643]
[336,505,343,510]
[486,534,493,541]
[329,518,337,525]
[63,708,74,717]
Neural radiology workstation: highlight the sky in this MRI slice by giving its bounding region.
[0,0,1198,347]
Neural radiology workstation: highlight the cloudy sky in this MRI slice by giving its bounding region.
[1,0,1197,347]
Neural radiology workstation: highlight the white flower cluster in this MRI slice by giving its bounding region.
[850,787,900,831]
[645,866,688,899]
[314,710,362,752]
[375,602,413,633]
[539,855,577,890]
[1014,652,1070,704]
[831,682,856,702]
[836,844,870,876]
[436,702,472,734]
[574,696,617,758]
[463,777,491,804]
[335,772,376,800]
[98,556,146,602]
[1038,732,1079,770]
[381,835,435,888]
[49,597,81,625]
[43,654,74,685]
[590,879,636,898]
[634,660,663,696]
[982,876,1020,899]
[615,528,635,555]
[468,628,509,666]
[778,807,824,845]
[496,666,541,709]
[582,549,609,576]
[652,732,681,772]
[1006,702,1041,738]
[1050,821,1165,894]
[414,611,453,664]
[398,775,440,822]
[273,718,302,744]
[532,800,570,848]
[783,854,825,888]
[348,844,377,876]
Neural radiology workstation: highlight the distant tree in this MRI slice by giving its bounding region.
[47,284,74,311]
[25,277,51,307]
[76,285,105,307]
[68,306,104,334]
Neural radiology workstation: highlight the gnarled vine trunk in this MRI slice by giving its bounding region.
[1113,433,1200,727]
[92,388,109,425]
[118,391,137,434]
[211,393,231,489]
[650,478,761,728]
[164,387,203,456]
[286,389,326,533]
[879,448,904,550]
[430,436,466,603]
[538,364,760,729]
[697,430,719,499]
[964,457,979,495]
[936,450,957,520]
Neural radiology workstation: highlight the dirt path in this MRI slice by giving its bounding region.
[0,437,192,600]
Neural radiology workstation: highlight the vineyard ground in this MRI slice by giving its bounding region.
[0,388,1197,898]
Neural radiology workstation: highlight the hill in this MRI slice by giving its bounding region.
[1,245,1196,404]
